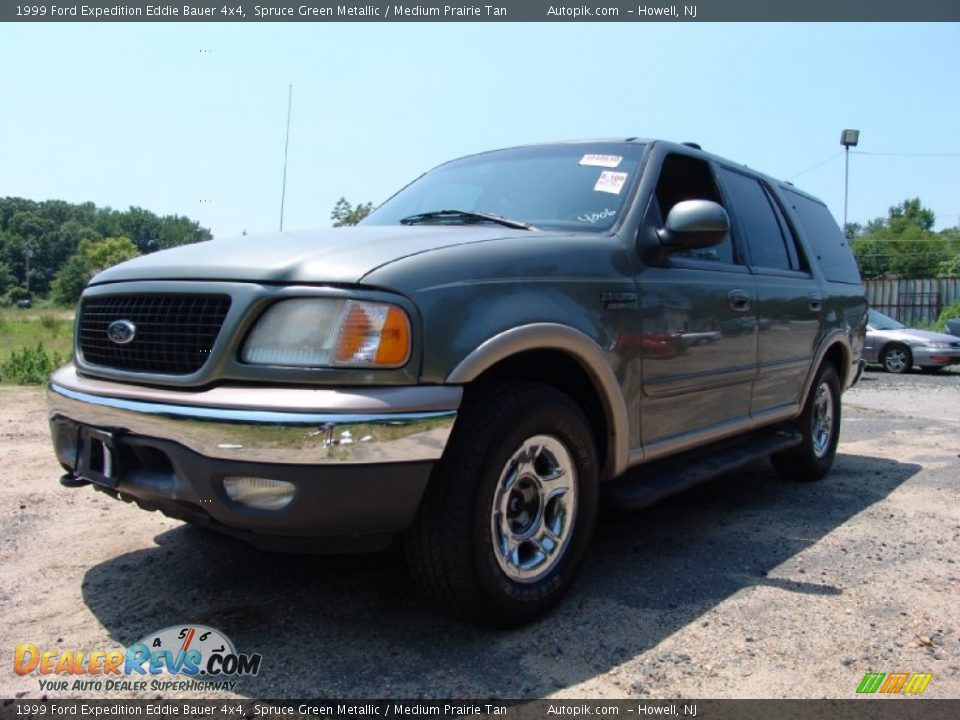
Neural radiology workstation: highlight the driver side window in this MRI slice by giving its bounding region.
[655,154,734,264]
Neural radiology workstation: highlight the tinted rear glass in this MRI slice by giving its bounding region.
[781,187,862,284]
[719,168,791,270]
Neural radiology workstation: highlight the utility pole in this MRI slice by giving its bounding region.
[23,246,32,296]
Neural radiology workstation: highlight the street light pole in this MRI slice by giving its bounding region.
[843,145,849,231]
[840,129,860,238]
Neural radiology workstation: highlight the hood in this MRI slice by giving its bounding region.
[870,327,960,345]
[90,225,529,285]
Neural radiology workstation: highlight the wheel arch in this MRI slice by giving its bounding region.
[878,340,912,369]
[822,341,848,383]
[446,324,629,480]
[802,332,853,403]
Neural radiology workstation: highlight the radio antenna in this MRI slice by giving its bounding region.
[279,84,293,231]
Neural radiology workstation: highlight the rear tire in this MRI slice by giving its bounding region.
[880,343,912,374]
[772,363,841,482]
[404,381,598,627]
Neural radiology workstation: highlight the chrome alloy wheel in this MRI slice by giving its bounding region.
[490,435,578,584]
[883,347,909,373]
[811,381,835,458]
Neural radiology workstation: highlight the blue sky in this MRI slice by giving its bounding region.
[1,22,958,237]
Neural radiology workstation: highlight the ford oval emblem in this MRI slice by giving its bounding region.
[107,319,137,345]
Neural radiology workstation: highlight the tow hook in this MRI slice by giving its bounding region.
[60,473,90,488]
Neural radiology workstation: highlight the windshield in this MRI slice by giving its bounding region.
[363,143,646,233]
[868,309,907,330]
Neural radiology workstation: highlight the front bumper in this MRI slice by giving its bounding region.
[48,365,461,550]
[911,346,960,368]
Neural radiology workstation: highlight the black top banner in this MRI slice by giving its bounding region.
[3,0,960,22]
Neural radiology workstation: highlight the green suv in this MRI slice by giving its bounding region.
[48,139,867,626]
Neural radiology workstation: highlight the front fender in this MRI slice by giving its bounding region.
[446,323,630,479]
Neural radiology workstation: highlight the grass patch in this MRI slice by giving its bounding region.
[0,343,66,385]
[0,308,74,384]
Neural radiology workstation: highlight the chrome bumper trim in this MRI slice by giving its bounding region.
[48,383,458,466]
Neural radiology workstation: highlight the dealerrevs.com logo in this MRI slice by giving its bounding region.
[13,625,262,693]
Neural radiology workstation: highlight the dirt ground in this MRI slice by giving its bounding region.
[1,369,958,700]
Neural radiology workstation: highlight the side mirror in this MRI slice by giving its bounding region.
[658,200,730,251]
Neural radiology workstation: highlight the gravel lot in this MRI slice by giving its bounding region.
[1,368,958,700]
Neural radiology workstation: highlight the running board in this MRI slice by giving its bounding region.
[603,427,803,510]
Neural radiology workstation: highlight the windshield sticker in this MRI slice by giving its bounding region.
[579,154,623,168]
[594,171,628,195]
[578,208,617,224]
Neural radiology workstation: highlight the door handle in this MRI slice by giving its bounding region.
[728,290,751,313]
[809,294,823,312]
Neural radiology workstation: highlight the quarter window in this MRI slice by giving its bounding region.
[782,187,862,284]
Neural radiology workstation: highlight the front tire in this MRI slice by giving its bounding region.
[772,363,841,482]
[404,381,598,627]
[880,343,912,374]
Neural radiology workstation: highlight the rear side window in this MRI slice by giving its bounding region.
[718,168,791,271]
[782,187,862,284]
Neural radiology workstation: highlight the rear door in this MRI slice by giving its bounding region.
[715,166,822,419]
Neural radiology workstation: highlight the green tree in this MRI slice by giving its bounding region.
[49,236,140,305]
[0,261,17,296]
[851,198,957,279]
[48,255,89,305]
[844,222,862,241]
[1,211,58,295]
[0,197,212,300]
[330,197,373,227]
[934,300,960,331]
[888,198,935,232]
[156,214,212,249]
[1,285,31,307]
[936,230,960,277]
[851,234,891,279]
[118,206,162,253]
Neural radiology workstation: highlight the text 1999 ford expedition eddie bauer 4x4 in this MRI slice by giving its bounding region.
[48,139,867,626]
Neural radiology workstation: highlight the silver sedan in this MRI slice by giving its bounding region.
[864,309,960,373]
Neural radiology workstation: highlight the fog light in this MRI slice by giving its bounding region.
[223,477,295,510]
[56,436,79,469]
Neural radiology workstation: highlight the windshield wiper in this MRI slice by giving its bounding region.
[399,209,536,231]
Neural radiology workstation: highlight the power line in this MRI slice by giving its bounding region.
[855,252,957,258]
[852,240,957,245]
[786,148,960,180]
[786,152,843,180]
[851,150,960,158]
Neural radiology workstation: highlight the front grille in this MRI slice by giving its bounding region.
[79,294,231,375]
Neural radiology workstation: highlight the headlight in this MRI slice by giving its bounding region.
[241,298,411,368]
